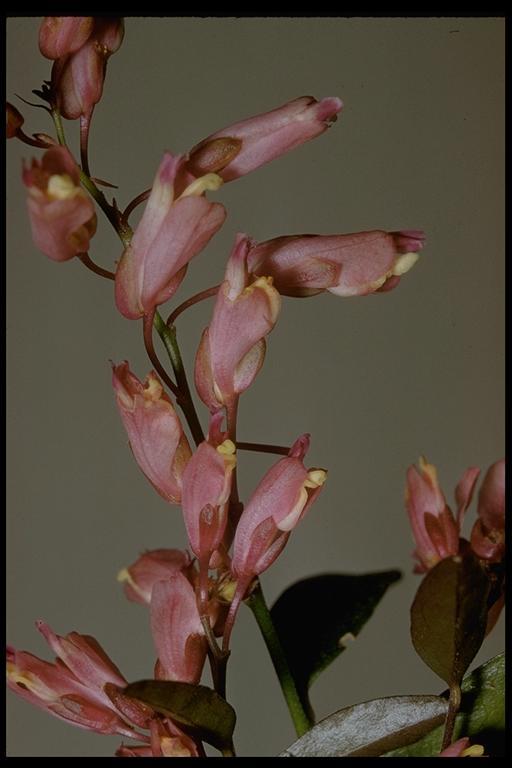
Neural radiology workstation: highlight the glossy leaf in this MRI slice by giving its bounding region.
[122,679,236,751]
[280,695,448,757]
[410,552,490,685]
[270,570,401,712]
[385,652,505,757]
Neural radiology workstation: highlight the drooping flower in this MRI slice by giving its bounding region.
[439,737,485,757]
[195,233,280,411]
[41,17,125,120]
[117,548,193,605]
[150,574,207,685]
[22,145,97,261]
[470,459,505,562]
[181,412,236,565]
[187,95,343,182]
[248,230,425,297]
[112,362,191,503]
[115,152,226,319]
[405,456,480,573]
[231,434,327,584]
[6,622,141,738]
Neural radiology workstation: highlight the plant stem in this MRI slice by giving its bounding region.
[153,312,205,446]
[143,313,179,398]
[79,109,93,177]
[237,441,289,456]
[166,284,220,326]
[123,187,151,221]
[221,742,236,757]
[441,682,462,750]
[246,581,313,737]
[78,252,115,281]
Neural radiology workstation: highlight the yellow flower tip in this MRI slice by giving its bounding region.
[116,567,130,584]
[179,172,223,199]
[461,744,485,757]
[143,374,163,403]
[419,455,438,486]
[161,737,193,758]
[392,251,419,276]
[305,468,327,488]
[217,578,238,603]
[47,173,79,200]
[244,275,281,322]
[217,439,236,456]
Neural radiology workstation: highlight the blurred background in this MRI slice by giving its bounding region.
[6,16,504,757]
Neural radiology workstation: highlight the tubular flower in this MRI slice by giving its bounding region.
[187,95,343,182]
[117,548,193,605]
[470,459,505,562]
[112,361,192,503]
[248,229,425,298]
[195,233,281,411]
[115,152,226,319]
[150,574,207,685]
[232,434,326,584]
[41,17,125,119]
[22,145,97,261]
[181,412,237,563]
[6,622,141,738]
[405,457,480,573]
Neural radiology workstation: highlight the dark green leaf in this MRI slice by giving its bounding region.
[122,679,236,751]
[270,570,401,713]
[280,695,448,757]
[384,652,505,757]
[410,552,490,685]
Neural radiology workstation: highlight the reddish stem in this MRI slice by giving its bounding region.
[123,187,151,221]
[166,284,220,326]
[79,108,93,177]
[78,252,115,281]
[237,441,289,456]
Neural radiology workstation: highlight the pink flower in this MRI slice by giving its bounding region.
[7,622,141,738]
[248,229,425,297]
[150,573,207,685]
[112,362,192,504]
[195,233,281,411]
[231,435,327,584]
[22,146,97,261]
[439,738,485,757]
[42,17,125,120]
[181,412,237,563]
[117,548,193,605]
[405,457,480,573]
[115,153,226,319]
[39,17,95,59]
[187,95,343,182]
[470,459,505,562]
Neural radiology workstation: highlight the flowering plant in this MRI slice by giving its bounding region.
[6,17,504,758]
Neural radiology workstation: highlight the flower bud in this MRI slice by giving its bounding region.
[117,548,192,604]
[39,17,94,59]
[112,362,192,503]
[22,146,97,261]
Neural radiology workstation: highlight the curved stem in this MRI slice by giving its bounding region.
[123,187,151,221]
[79,108,93,177]
[237,441,289,456]
[143,312,179,398]
[247,581,313,737]
[78,252,115,281]
[153,312,205,446]
[16,129,50,148]
[51,107,132,247]
[166,284,220,326]
[441,682,462,750]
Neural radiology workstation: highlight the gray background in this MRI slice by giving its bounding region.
[6,17,505,757]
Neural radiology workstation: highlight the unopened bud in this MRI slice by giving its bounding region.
[32,133,58,147]
[93,17,125,56]
[187,137,242,176]
[6,102,24,138]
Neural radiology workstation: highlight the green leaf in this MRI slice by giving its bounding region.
[122,679,236,751]
[280,695,448,757]
[384,652,505,757]
[270,570,401,713]
[410,552,490,685]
